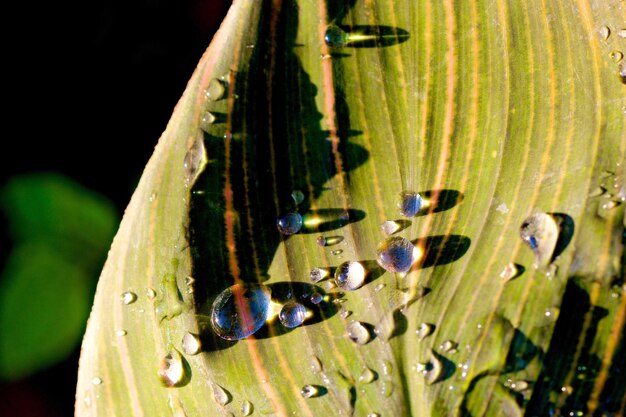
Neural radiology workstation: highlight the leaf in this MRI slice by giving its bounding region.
[76,1,625,416]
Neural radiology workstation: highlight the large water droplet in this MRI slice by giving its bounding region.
[279,301,308,328]
[358,367,376,384]
[212,383,231,405]
[376,236,422,273]
[399,191,423,217]
[347,321,371,344]
[241,400,253,416]
[324,25,350,47]
[310,267,330,283]
[181,332,202,356]
[210,283,271,340]
[519,212,559,268]
[276,212,303,235]
[205,78,227,101]
[381,220,401,235]
[121,291,137,305]
[157,349,187,387]
[300,384,321,398]
[416,322,435,340]
[334,261,366,291]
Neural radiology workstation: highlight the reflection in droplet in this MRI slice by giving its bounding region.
[310,267,330,283]
[212,383,231,405]
[399,191,423,217]
[300,384,320,398]
[376,236,422,273]
[519,212,559,268]
[347,321,371,344]
[91,377,103,385]
[610,50,624,62]
[598,25,611,40]
[157,349,186,387]
[358,367,376,384]
[440,340,458,353]
[381,220,401,235]
[241,400,253,416]
[335,261,366,291]
[279,301,308,328]
[500,262,519,281]
[210,283,271,340]
[181,332,202,356]
[416,323,435,340]
[276,212,303,235]
[205,78,227,101]
[121,291,137,305]
[291,190,305,205]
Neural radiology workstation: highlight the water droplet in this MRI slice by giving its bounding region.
[300,384,320,398]
[347,321,371,344]
[91,377,102,385]
[376,236,422,273]
[210,283,271,340]
[610,50,624,62]
[620,64,626,84]
[496,202,509,213]
[334,261,366,291]
[310,292,323,304]
[504,378,530,392]
[380,380,394,397]
[416,351,444,385]
[416,322,435,340]
[381,360,393,375]
[121,291,137,305]
[374,310,398,342]
[157,349,187,387]
[316,236,327,246]
[279,301,308,328]
[500,262,519,281]
[181,332,202,355]
[358,367,376,384]
[310,356,323,373]
[184,137,206,183]
[598,25,611,40]
[323,281,336,291]
[325,235,344,245]
[199,111,217,132]
[324,25,350,47]
[381,220,401,235]
[115,329,127,337]
[332,249,344,256]
[519,212,559,268]
[374,283,385,292]
[276,212,303,235]
[146,288,157,300]
[618,29,626,38]
[398,191,423,217]
[339,309,352,319]
[241,400,253,416]
[310,267,330,283]
[291,190,304,205]
[440,340,458,353]
[212,383,231,405]
[367,413,380,417]
[205,78,227,101]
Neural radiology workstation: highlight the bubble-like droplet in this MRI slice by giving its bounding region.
[399,191,423,217]
[347,321,371,344]
[440,340,458,353]
[310,267,330,283]
[610,50,624,62]
[358,367,376,384]
[381,220,401,235]
[205,78,227,101]
[210,283,271,340]
[279,301,308,328]
[519,212,559,268]
[200,111,217,132]
[121,291,137,305]
[212,383,231,406]
[598,25,611,40]
[500,262,519,281]
[310,292,323,304]
[91,377,103,385]
[157,349,187,387]
[181,332,202,356]
[276,212,303,235]
[334,261,366,291]
[241,400,253,416]
[416,322,435,340]
[324,25,350,47]
[376,236,422,273]
[291,190,305,205]
[300,384,320,398]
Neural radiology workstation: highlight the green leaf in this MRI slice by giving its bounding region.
[76,1,625,416]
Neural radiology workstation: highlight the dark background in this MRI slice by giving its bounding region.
[1,1,230,415]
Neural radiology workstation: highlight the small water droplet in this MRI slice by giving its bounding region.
[504,378,530,393]
[205,78,227,101]
[334,261,366,291]
[417,351,444,385]
[316,236,327,246]
[618,29,626,38]
[184,137,206,183]
[589,185,607,198]
[398,191,423,217]
[291,190,304,205]
[310,292,323,304]
[496,202,509,213]
[300,384,320,398]
[149,192,157,202]
[416,323,435,340]
[279,301,308,328]
[121,291,137,305]
[181,332,202,355]
[276,212,303,235]
[347,321,371,344]
[619,64,626,84]
[339,309,352,319]
[380,380,394,397]
[376,236,422,273]
[367,413,380,417]
[115,329,127,337]
[146,288,157,300]
[381,220,401,235]
[561,385,573,394]
[323,281,336,291]
[519,212,559,268]
[358,367,376,384]
[241,400,253,416]
[210,283,271,340]
[199,111,217,132]
[610,50,624,62]
[381,360,393,375]
[91,377,102,385]
[500,262,519,281]
[212,383,231,405]
[598,25,611,40]
[324,25,350,47]
[310,267,330,283]
[157,349,187,387]
[310,356,323,373]
[374,283,385,292]
[440,340,459,353]
[332,249,344,256]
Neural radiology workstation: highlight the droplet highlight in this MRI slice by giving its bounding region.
[399,191,423,217]
[276,212,303,235]
[376,236,422,273]
[210,283,271,340]
[279,301,307,328]
[347,321,371,344]
[334,261,366,291]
